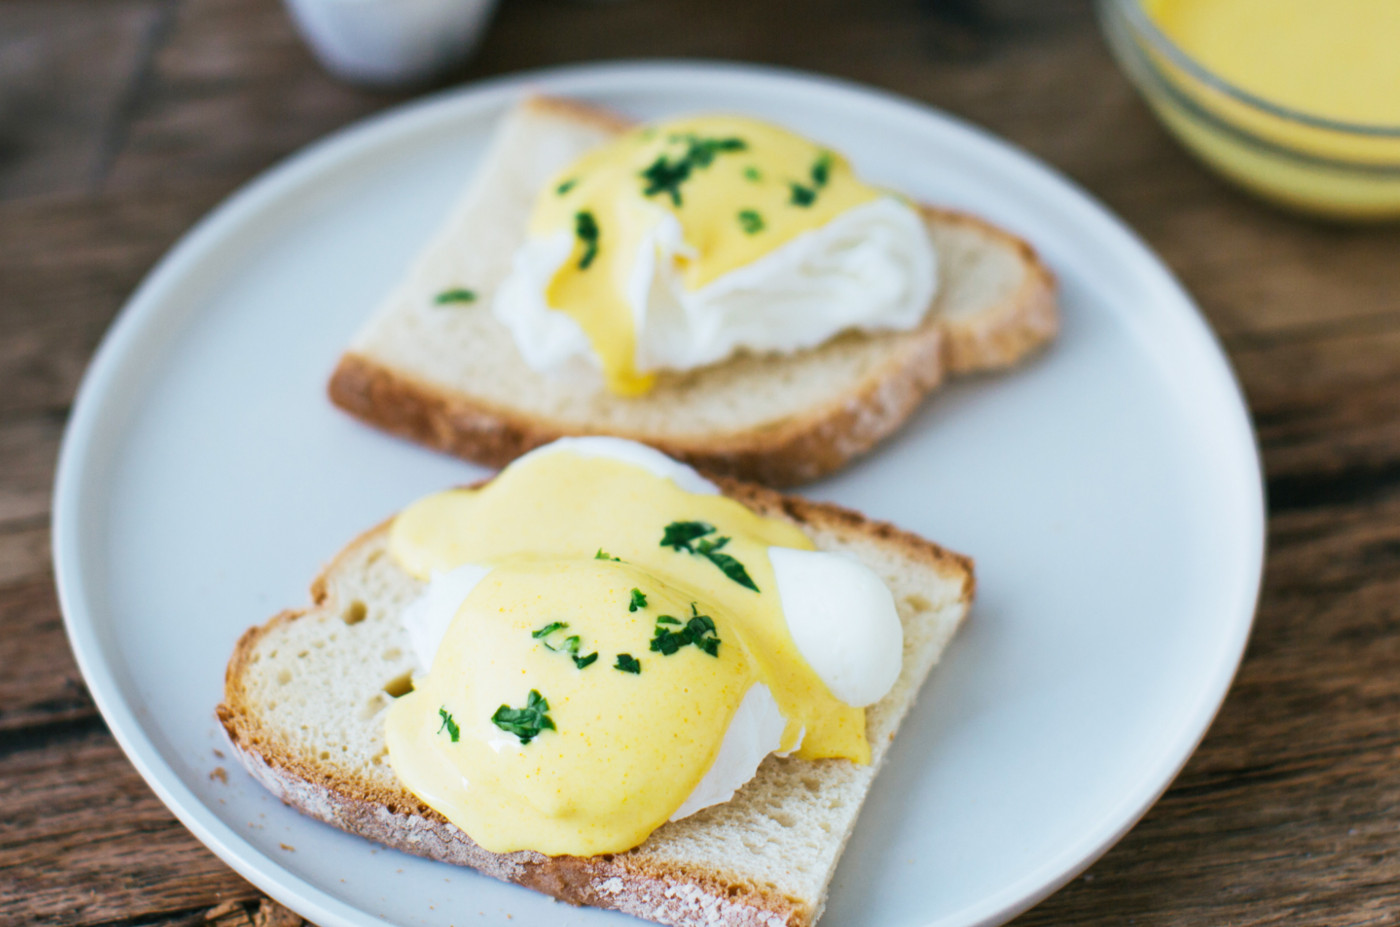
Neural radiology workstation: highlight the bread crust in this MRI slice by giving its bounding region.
[519,94,635,134]
[328,317,946,487]
[922,208,1059,375]
[218,480,973,927]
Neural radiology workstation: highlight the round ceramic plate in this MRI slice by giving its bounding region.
[53,61,1264,927]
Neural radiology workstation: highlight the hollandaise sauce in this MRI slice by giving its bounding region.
[1123,0,1400,218]
[383,451,869,856]
[1147,0,1400,126]
[529,116,883,395]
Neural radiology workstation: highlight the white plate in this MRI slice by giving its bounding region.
[53,61,1264,927]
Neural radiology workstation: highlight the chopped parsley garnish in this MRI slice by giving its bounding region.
[629,588,648,612]
[661,520,715,551]
[694,535,758,591]
[532,621,599,670]
[615,653,642,674]
[556,178,578,195]
[595,548,622,562]
[531,621,568,640]
[743,166,762,182]
[789,153,833,208]
[659,521,760,592]
[434,288,477,305]
[650,624,686,655]
[640,158,690,207]
[650,603,721,658]
[738,210,764,234]
[685,135,748,166]
[491,689,555,745]
[640,135,748,206]
[574,211,600,269]
[437,707,460,742]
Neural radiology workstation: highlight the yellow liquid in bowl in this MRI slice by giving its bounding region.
[1124,0,1400,219]
[1148,0,1400,126]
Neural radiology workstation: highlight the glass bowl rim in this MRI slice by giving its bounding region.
[1103,0,1400,139]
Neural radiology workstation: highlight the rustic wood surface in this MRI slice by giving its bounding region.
[2,0,1398,924]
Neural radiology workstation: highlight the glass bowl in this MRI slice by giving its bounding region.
[1096,0,1400,220]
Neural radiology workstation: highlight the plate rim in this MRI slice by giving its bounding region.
[51,57,1267,927]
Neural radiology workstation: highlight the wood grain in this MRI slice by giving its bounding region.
[2,0,1399,924]
[0,0,167,200]
[0,183,229,418]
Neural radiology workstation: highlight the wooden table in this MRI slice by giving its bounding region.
[4,0,1399,924]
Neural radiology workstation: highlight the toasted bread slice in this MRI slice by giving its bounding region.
[218,479,973,927]
[328,96,1056,487]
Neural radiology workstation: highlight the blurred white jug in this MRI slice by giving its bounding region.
[284,0,500,87]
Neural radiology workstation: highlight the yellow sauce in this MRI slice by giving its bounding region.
[529,116,883,395]
[1149,0,1400,126]
[1133,0,1400,218]
[383,452,869,856]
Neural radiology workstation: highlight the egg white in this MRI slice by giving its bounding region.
[493,196,938,384]
[769,546,904,706]
[398,438,903,821]
[401,562,493,672]
[511,435,719,496]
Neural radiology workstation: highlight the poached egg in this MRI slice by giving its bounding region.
[492,115,938,396]
[383,437,904,856]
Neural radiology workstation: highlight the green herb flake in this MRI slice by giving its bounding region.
[437,707,460,742]
[595,548,622,562]
[738,210,764,234]
[575,210,600,269]
[556,178,578,195]
[649,603,721,658]
[641,156,691,207]
[649,623,688,655]
[743,166,762,182]
[490,689,555,745]
[663,134,747,170]
[788,154,833,209]
[534,622,598,670]
[640,135,748,206]
[661,520,716,553]
[532,620,569,640]
[629,588,648,612]
[687,603,721,656]
[614,653,642,674]
[434,288,477,305]
[696,535,759,592]
[659,521,760,592]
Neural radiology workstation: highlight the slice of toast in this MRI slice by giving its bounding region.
[218,479,974,927]
[328,97,1057,487]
